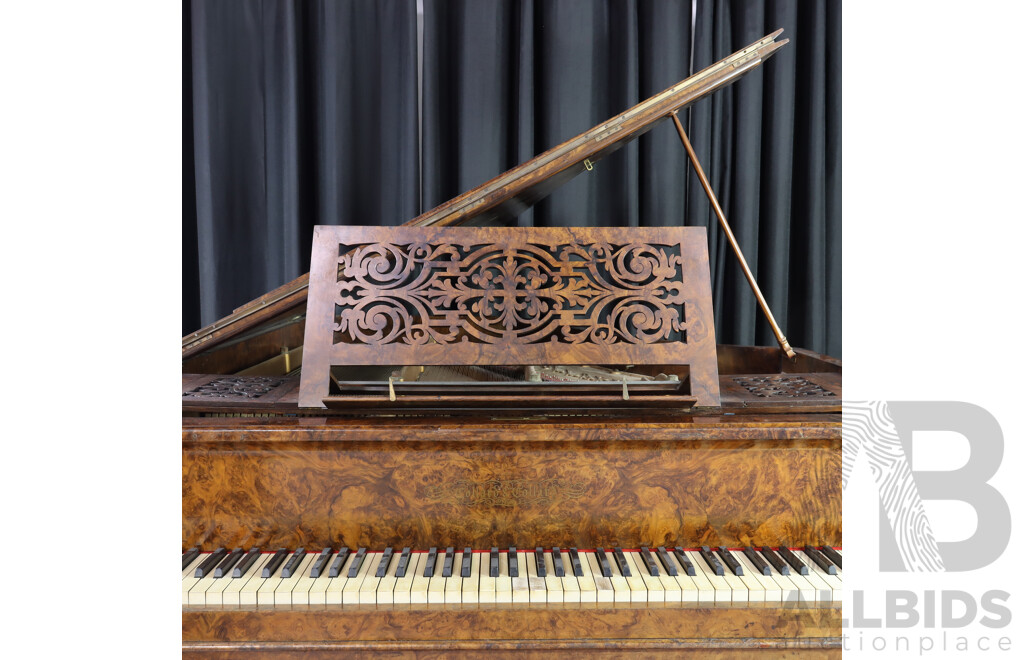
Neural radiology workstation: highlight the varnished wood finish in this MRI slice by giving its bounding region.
[183,416,839,550]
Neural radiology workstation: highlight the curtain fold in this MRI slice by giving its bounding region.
[185,0,841,357]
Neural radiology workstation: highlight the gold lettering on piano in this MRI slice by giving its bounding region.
[422,478,587,508]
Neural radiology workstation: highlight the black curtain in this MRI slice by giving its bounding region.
[185,0,841,358]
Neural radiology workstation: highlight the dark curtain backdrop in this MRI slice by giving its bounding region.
[185,0,841,358]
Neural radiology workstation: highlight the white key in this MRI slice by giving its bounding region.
[627,551,663,603]
[733,550,782,602]
[376,550,401,605]
[204,554,243,606]
[257,553,292,606]
[605,551,631,604]
[188,555,225,606]
[686,550,730,603]
[275,553,315,605]
[585,552,614,604]
[796,550,840,603]
[224,553,271,607]
[777,553,818,604]
[519,552,538,604]
[542,552,563,603]
[427,551,447,604]
[462,551,480,604]
[182,552,210,605]
[241,553,279,606]
[343,551,374,605]
[619,552,651,603]
[495,551,512,603]
[647,552,681,603]
[478,552,496,604]
[324,552,357,605]
[575,551,597,603]
[557,551,581,603]
[445,552,463,604]
[306,551,338,606]
[393,552,419,604]
[358,552,384,604]
[721,549,764,603]
[660,552,700,603]
[410,552,431,604]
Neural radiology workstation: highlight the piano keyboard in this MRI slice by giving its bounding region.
[182,545,841,607]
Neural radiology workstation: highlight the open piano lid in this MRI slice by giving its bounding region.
[182,29,788,360]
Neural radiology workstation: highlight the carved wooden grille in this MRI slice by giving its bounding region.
[732,375,835,398]
[333,241,685,347]
[182,376,284,400]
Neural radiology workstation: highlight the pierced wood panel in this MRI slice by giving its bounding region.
[300,226,719,408]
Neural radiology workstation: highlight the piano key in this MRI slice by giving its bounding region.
[622,551,658,603]
[803,545,837,574]
[462,551,480,604]
[820,545,843,568]
[227,552,272,607]
[575,549,597,603]
[343,549,375,604]
[328,548,350,578]
[733,550,782,602]
[569,548,584,577]
[375,547,395,578]
[552,547,565,577]
[672,547,696,576]
[441,546,455,578]
[758,546,790,575]
[309,548,333,578]
[698,546,724,576]
[395,547,412,578]
[182,547,200,571]
[584,551,614,603]
[655,547,678,577]
[742,547,770,576]
[423,547,437,578]
[720,549,763,602]
[358,552,384,604]
[658,550,700,602]
[460,548,473,578]
[542,551,563,603]
[233,548,261,578]
[444,551,463,603]
[211,547,243,580]
[605,549,631,604]
[262,548,288,578]
[778,546,809,575]
[290,554,321,605]
[559,555,581,603]
[393,552,420,604]
[204,556,241,606]
[777,562,817,604]
[427,553,447,604]
[189,555,227,606]
[275,553,315,605]
[794,550,840,603]
[534,547,546,578]
[410,552,431,604]
[520,551,540,604]
[686,550,730,603]
[376,547,402,604]
[280,548,305,578]
[612,548,631,577]
[595,548,612,578]
[495,549,512,603]
[639,547,659,577]
[488,547,499,578]
[508,546,519,578]
[195,547,227,578]
[715,547,743,576]
[347,547,367,579]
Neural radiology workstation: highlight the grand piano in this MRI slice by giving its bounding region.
[182,30,841,658]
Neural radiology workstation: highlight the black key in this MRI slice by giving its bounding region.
[262,548,288,578]
[489,547,499,578]
[423,547,438,578]
[672,547,696,576]
[612,548,631,577]
[395,547,412,578]
[698,546,724,576]
[310,548,333,578]
[595,548,612,577]
[758,547,789,575]
[214,548,244,578]
[281,548,305,578]
[743,547,770,576]
[461,548,473,578]
[375,547,394,578]
[348,547,367,578]
[569,548,584,577]
[552,547,565,577]
[778,546,809,575]
[715,547,743,576]
[655,547,678,577]
[534,547,547,577]
[182,547,200,571]
[639,547,659,577]
[442,547,455,578]
[195,547,227,578]
[820,546,843,569]
[233,548,261,578]
[508,547,518,578]
[328,548,351,578]
[803,546,837,575]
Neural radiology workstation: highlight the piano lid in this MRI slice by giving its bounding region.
[182,29,787,359]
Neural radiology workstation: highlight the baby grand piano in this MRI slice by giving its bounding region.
[182,30,841,658]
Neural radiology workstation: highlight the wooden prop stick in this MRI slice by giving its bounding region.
[670,111,795,359]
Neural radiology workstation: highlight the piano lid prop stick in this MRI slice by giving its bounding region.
[670,111,796,359]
